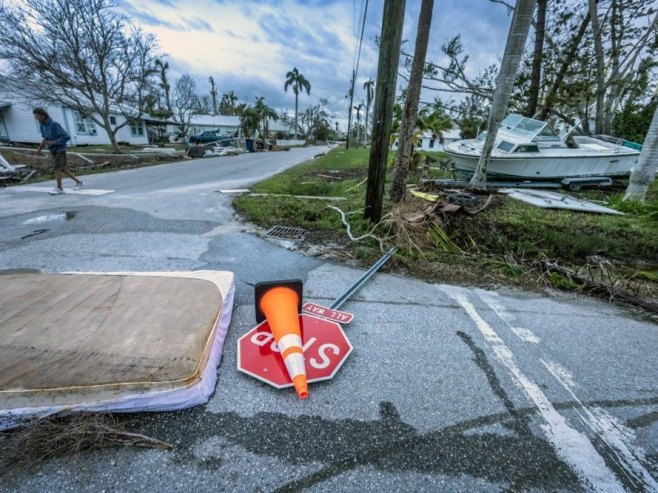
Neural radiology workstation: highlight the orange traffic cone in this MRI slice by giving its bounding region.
[255,280,308,399]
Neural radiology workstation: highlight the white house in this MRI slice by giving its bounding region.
[391,126,463,152]
[267,119,296,138]
[0,97,149,147]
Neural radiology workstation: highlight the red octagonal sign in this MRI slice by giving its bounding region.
[237,313,353,389]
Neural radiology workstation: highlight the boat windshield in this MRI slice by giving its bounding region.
[501,114,561,142]
[497,141,515,152]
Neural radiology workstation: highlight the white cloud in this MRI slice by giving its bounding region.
[121,0,510,122]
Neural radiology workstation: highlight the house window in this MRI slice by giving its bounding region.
[429,139,435,149]
[130,120,144,137]
[109,116,117,126]
[74,112,97,135]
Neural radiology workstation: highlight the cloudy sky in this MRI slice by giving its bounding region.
[118,0,513,126]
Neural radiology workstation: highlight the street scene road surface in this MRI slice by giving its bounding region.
[0,148,656,492]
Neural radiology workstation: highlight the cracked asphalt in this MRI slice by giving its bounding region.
[0,147,656,492]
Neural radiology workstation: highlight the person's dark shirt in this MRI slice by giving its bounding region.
[38,117,71,153]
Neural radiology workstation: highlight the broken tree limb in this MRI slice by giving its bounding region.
[537,260,658,315]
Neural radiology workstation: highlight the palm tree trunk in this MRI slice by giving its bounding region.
[525,0,546,117]
[623,104,658,202]
[364,100,370,144]
[470,0,537,191]
[389,0,434,203]
[294,93,299,140]
[588,0,605,134]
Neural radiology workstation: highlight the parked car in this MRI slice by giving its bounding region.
[188,131,221,144]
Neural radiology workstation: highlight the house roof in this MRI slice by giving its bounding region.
[268,120,295,132]
[142,115,178,125]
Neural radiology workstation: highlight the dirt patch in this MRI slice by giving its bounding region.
[1,147,184,182]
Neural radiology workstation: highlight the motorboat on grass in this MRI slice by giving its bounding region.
[444,114,640,180]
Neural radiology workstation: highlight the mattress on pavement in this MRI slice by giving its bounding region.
[0,271,234,428]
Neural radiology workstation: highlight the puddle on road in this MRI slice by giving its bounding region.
[23,211,76,224]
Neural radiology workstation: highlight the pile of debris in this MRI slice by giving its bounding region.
[0,151,34,186]
[402,182,495,224]
[185,142,245,158]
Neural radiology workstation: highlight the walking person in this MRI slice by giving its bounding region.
[32,108,83,195]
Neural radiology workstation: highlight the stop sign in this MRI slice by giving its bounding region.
[237,313,353,389]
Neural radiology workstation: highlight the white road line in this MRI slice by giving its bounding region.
[542,359,658,491]
[8,186,114,196]
[476,289,540,344]
[443,287,624,492]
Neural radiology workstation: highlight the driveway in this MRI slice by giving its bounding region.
[0,147,656,492]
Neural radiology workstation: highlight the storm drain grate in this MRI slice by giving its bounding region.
[265,225,307,240]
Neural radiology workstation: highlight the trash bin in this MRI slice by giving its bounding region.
[245,139,254,152]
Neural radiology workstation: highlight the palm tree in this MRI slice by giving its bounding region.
[236,103,260,139]
[469,0,537,190]
[418,106,453,145]
[209,76,218,116]
[155,58,172,116]
[623,104,658,202]
[220,91,238,115]
[389,0,435,203]
[363,78,375,144]
[284,67,311,139]
[353,103,364,145]
[254,97,279,142]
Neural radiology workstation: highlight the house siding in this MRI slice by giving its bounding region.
[391,128,462,152]
[0,98,149,146]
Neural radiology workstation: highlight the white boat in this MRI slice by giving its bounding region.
[444,114,640,180]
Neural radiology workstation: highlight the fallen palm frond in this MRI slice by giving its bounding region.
[427,223,463,254]
[0,413,171,476]
[389,202,437,255]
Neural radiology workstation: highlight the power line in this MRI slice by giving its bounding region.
[347,0,369,149]
[354,0,370,80]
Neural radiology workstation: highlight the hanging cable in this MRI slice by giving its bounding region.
[347,0,369,149]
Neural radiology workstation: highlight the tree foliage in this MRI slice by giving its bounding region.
[0,0,160,153]
[284,67,311,139]
[404,0,657,138]
[219,91,239,116]
[172,74,198,138]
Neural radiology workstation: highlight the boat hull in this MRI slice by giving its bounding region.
[445,141,639,180]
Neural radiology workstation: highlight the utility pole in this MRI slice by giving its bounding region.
[363,0,406,223]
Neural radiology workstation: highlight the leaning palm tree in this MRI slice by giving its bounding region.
[284,67,311,139]
[363,78,375,144]
[469,0,537,190]
[389,0,435,203]
[623,104,658,202]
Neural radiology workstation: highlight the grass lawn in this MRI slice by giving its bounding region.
[234,146,658,313]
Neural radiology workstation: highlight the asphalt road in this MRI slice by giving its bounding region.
[0,147,656,492]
